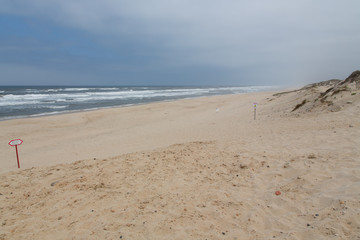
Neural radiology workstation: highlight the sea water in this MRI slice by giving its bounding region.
[0,85,276,120]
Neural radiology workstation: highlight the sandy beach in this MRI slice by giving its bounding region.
[0,75,359,239]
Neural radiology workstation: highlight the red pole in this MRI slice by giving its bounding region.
[15,145,20,168]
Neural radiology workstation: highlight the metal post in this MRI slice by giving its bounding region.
[15,145,20,168]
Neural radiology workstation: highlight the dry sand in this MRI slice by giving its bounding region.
[0,79,359,239]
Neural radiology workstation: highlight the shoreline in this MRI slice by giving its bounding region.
[0,90,278,123]
[0,94,230,122]
[0,85,281,122]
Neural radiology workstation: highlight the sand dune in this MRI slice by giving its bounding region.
[0,73,359,239]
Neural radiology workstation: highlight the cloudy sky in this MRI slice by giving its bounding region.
[0,0,359,86]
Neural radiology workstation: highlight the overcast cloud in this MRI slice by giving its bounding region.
[0,0,359,86]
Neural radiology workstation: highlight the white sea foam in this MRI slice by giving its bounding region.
[64,88,90,91]
[46,89,61,92]
[42,105,68,109]
[97,87,120,91]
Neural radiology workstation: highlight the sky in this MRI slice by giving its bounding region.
[0,0,359,86]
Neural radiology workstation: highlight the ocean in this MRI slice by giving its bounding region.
[0,85,276,121]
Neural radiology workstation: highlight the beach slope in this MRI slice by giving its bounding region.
[0,73,359,239]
